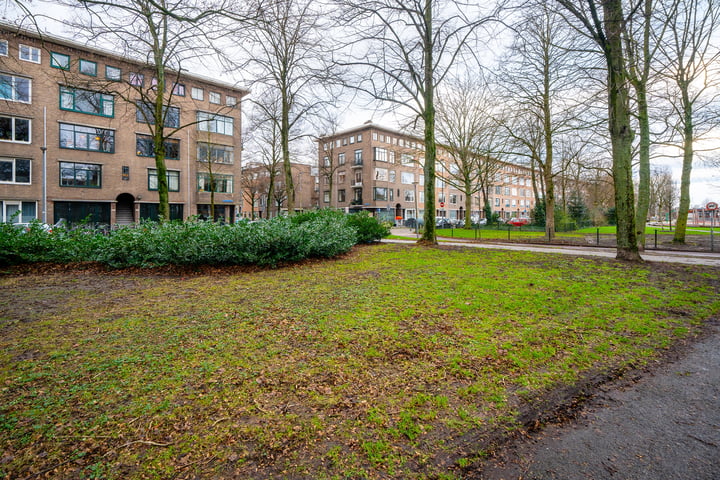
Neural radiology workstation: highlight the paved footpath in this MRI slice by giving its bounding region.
[384,230,720,267]
[472,321,720,480]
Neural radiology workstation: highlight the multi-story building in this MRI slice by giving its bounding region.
[0,23,247,226]
[239,161,319,219]
[318,122,536,224]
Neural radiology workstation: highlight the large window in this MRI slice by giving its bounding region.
[19,44,40,63]
[60,87,114,117]
[373,187,388,201]
[60,123,114,153]
[0,116,30,143]
[148,169,180,192]
[374,147,387,162]
[374,168,388,181]
[139,203,184,221]
[135,101,180,128]
[50,52,70,70]
[60,162,101,188]
[53,201,110,226]
[197,173,233,193]
[197,111,234,135]
[197,142,234,164]
[2,201,36,223]
[0,74,31,103]
[136,134,180,160]
[401,172,414,184]
[0,158,31,184]
[404,190,415,202]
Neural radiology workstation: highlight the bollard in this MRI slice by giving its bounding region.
[654,229,658,249]
[596,228,600,245]
[507,225,511,241]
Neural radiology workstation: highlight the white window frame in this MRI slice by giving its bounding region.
[19,44,40,63]
[209,91,221,104]
[197,111,234,136]
[0,74,31,103]
[0,115,31,143]
[191,87,204,101]
[0,157,32,184]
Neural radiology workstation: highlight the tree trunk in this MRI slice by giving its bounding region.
[604,0,641,261]
[282,93,295,215]
[634,85,650,248]
[673,93,693,243]
[420,0,436,244]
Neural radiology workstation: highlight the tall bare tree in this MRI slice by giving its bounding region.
[555,0,642,261]
[63,0,229,220]
[316,112,345,209]
[655,0,720,243]
[340,0,497,244]
[230,0,338,215]
[436,76,506,228]
[501,3,590,241]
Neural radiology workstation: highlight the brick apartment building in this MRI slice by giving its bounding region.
[318,122,536,224]
[0,23,247,226]
[240,161,319,219]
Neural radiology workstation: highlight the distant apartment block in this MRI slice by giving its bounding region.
[240,161,319,219]
[0,23,248,226]
[318,122,536,224]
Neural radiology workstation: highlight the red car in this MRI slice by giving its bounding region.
[507,217,529,226]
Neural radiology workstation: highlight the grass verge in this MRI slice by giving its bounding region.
[1,244,718,479]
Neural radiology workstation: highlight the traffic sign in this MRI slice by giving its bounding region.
[440,202,445,207]
[707,202,718,210]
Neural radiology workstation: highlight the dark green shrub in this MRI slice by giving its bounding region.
[346,211,391,243]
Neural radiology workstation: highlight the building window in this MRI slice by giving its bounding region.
[349,135,355,144]
[19,44,40,63]
[354,171,362,184]
[209,91,221,104]
[226,95,236,106]
[374,147,387,162]
[354,150,363,165]
[129,72,144,86]
[60,87,114,117]
[338,189,346,202]
[0,40,7,56]
[148,169,180,192]
[60,123,115,153]
[172,83,186,96]
[404,190,415,202]
[79,59,97,76]
[0,116,30,143]
[136,102,180,127]
[2,201,36,223]
[338,153,345,165]
[0,74,31,103]
[50,52,70,70]
[353,188,362,202]
[338,171,346,183]
[0,158,31,184]
[197,173,233,193]
[106,65,121,81]
[197,111,234,136]
[136,134,180,160]
[357,134,362,142]
[191,87,204,100]
[197,142,234,164]
[373,187,388,201]
[401,154,413,165]
[450,194,457,204]
[60,161,101,188]
[374,168,388,181]
[323,190,330,203]
[401,172,414,184]
[389,170,396,182]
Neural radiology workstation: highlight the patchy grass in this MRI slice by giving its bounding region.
[1,244,719,479]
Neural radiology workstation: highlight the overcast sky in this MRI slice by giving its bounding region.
[3,0,718,208]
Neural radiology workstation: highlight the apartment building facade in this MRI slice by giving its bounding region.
[240,161,319,219]
[318,122,536,224]
[0,23,247,227]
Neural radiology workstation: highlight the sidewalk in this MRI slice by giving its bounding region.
[386,228,720,267]
[473,321,720,479]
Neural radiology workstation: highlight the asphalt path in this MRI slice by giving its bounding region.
[385,229,720,267]
[472,321,720,480]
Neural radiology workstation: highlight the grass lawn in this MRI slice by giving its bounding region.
[1,244,719,479]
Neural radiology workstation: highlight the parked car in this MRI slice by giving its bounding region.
[507,217,530,226]
[12,221,54,233]
[404,217,424,229]
[435,217,452,228]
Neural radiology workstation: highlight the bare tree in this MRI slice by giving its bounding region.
[229,0,338,215]
[655,0,720,243]
[649,166,678,225]
[435,76,506,228]
[61,0,230,221]
[339,0,497,244]
[246,96,285,218]
[240,163,267,219]
[554,0,642,261]
[316,112,345,209]
[500,3,591,241]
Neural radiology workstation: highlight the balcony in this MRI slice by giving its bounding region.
[352,160,363,168]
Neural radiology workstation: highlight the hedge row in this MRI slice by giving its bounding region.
[0,210,390,268]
